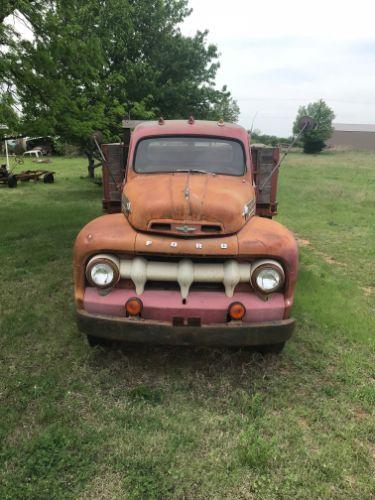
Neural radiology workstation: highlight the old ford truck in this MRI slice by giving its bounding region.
[73,119,298,352]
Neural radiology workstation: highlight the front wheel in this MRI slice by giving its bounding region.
[256,342,285,355]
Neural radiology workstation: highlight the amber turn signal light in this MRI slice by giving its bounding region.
[228,302,246,321]
[125,297,143,317]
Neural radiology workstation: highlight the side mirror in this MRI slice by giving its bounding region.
[298,116,315,133]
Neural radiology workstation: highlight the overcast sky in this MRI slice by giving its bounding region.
[7,1,375,136]
[181,0,375,135]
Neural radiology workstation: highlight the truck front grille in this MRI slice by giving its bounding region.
[118,257,251,299]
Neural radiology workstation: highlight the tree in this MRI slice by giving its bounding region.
[3,1,113,146]
[0,93,19,138]
[0,1,48,43]
[293,99,335,154]
[249,129,292,147]
[2,0,239,150]
[1,1,51,137]
[205,86,240,122]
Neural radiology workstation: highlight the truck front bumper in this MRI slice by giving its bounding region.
[76,310,295,346]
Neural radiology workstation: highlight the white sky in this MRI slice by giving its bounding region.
[181,0,375,135]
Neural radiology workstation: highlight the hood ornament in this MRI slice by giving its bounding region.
[176,224,196,233]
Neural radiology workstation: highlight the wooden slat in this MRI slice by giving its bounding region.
[101,144,126,213]
[251,146,280,217]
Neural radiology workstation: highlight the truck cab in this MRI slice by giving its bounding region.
[74,119,298,352]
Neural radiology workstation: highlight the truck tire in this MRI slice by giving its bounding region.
[256,342,285,355]
[43,172,54,183]
[7,175,17,188]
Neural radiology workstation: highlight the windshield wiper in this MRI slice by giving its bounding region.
[174,169,210,174]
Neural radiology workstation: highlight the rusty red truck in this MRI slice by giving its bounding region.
[74,118,301,353]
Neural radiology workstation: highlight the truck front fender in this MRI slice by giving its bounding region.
[237,216,298,318]
[73,214,137,308]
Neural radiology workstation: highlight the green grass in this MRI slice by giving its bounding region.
[0,152,374,499]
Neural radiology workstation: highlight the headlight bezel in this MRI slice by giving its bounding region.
[251,260,285,294]
[86,255,120,289]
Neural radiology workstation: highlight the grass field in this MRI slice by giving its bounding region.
[0,151,374,499]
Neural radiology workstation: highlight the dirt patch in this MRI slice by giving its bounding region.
[317,253,346,267]
[78,471,124,499]
[298,417,310,429]
[296,237,311,248]
[361,286,375,297]
[355,407,369,421]
[369,442,375,461]
[295,235,347,268]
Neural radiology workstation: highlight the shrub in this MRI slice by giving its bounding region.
[293,99,335,154]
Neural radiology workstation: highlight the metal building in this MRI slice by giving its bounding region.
[327,123,375,150]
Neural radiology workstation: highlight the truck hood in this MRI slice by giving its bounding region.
[123,173,255,236]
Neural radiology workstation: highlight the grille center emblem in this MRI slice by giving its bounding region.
[176,225,196,233]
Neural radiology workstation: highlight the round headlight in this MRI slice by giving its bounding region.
[251,261,284,294]
[86,256,120,288]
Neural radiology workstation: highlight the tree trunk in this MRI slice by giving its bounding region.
[85,151,95,178]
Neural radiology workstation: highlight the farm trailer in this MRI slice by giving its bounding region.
[0,164,54,188]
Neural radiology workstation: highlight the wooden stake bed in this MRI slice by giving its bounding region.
[101,144,126,213]
[251,146,280,218]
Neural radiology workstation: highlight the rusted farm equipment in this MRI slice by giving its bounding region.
[74,116,315,352]
[0,164,55,188]
[16,169,54,183]
[0,165,18,188]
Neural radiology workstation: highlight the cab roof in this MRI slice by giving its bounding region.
[132,119,249,143]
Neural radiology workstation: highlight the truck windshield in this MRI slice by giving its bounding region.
[134,136,246,176]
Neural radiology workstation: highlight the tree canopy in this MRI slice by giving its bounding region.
[293,99,335,154]
[1,0,239,146]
